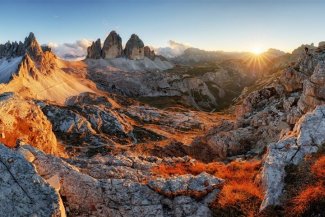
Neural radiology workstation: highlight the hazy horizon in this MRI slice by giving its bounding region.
[1,0,325,55]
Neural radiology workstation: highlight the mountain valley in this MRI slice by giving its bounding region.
[0,31,324,217]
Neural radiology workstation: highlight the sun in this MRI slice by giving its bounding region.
[251,47,264,55]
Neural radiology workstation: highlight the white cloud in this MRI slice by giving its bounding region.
[154,40,191,58]
[48,39,92,61]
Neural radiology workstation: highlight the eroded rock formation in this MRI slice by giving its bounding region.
[102,31,123,59]
[144,46,156,60]
[87,39,102,59]
[124,34,145,60]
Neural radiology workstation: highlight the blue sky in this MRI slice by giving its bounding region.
[1,0,325,52]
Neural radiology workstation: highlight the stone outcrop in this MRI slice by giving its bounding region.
[144,46,156,60]
[125,106,203,131]
[17,144,223,217]
[0,144,63,216]
[102,31,123,59]
[261,105,325,210]
[298,61,325,112]
[87,39,101,59]
[124,34,145,60]
[279,67,307,92]
[0,92,60,155]
[36,93,210,157]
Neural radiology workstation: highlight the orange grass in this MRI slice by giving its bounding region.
[291,184,325,215]
[311,156,325,178]
[151,160,263,216]
[290,156,325,216]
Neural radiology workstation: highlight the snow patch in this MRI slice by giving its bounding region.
[0,57,23,83]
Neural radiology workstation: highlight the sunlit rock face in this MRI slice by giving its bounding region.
[261,105,325,210]
[0,92,60,155]
[102,31,123,59]
[124,34,145,60]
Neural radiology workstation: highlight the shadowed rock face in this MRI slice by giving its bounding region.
[0,32,43,60]
[124,34,145,60]
[0,144,63,217]
[87,39,102,59]
[102,31,123,59]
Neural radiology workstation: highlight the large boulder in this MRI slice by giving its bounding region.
[279,67,307,92]
[0,93,60,155]
[102,31,123,59]
[298,62,325,112]
[87,39,102,59]
[124,34,145,60]
[0,144,63,216]
[261,105,325,210]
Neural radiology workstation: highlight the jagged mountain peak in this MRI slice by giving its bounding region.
[102,30,123,59]
[25,32,36,43]
[0,32,44,60]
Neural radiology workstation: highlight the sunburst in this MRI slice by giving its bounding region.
[243,51,272,74]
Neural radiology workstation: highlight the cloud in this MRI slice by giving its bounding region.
[48,39,92,61]
[154,40,191,58]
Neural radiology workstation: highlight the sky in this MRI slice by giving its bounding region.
[1,0,325,54]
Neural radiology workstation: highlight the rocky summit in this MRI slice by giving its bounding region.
[124,34,145,60]
[0,30,324,217]
[102,31,123,59]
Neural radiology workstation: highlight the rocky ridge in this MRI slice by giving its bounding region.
[0,33,94,103]
[188,44,325,213]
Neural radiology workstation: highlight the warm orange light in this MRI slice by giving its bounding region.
[251,47,264,55]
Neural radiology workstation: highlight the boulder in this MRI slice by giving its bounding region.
[0,144,63,216]
[279,67,307,92]
[124,34,145,60]
[0,93,60,155]
[102,31,123,59]
[298,62,325,112]
[261,105,325,210]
